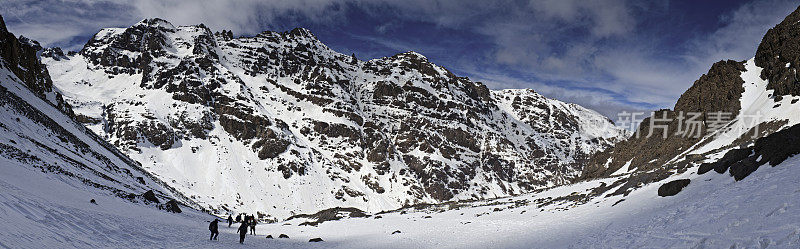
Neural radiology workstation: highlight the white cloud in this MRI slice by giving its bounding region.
[1,0,138,50]
[1,0,350,49]
[685,0,797,65]
[466,68,652,119]
[597,0,799,108]
[132,0,349,34]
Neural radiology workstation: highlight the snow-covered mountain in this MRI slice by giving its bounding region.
[0,15,196,217]
[41,18,627,218]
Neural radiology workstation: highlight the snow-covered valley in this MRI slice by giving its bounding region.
[3,141,799,248]
[2,3,800,248]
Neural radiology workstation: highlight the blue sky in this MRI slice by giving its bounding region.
[1,0,797,118]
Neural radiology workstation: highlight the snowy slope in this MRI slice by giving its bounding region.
[0,15,199,222]
[254,154,800,249]
[42,18,628,218]
[4,136,796,248]
[0,59,194,206]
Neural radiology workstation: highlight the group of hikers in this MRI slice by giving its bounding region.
[208,213,258,244]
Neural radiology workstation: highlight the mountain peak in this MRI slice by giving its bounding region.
[287,27,315,38]
[754,5,800,101]
[0,15,6,34]
[134,18,176,30]
[393,51,427,60]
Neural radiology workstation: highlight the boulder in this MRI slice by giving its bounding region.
[159,199,182,213]
[702,124,800,181]
[753,124,800,167]
[657,179,691,197]
[697,162,715,175]
[265,235,273,239]
[279,234,289,238]
[713,148,752,174]
[142,190,160,203]
[392,230,401,234]
[728,156,760,181]
[309,238,323,242]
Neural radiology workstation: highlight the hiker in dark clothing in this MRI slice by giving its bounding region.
[249,216,257,235]
[209,219,219,240]
[237,220,249,244]
[236,214,242,223]
[227,215,233,227]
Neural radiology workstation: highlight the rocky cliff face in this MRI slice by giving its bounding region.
[755,5,800,102]
[0,16,72,116]
[43,18,627,218]
[579,6,800,198]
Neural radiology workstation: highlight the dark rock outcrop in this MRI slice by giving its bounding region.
[728,156,760,181]
[0,20,51,97]
[697,163,715,175]
[279,234,289,238]
[755,6,800,101]
[289,207,367,226]
[696,123,800,181]
[159,199,182,213]
[309,238,323,242]
[0,15,73,116]
[697,148,752,175]
[753,123,800,167]
[674,60,746,117]
[142,190,160,203]
[657,179,690,197]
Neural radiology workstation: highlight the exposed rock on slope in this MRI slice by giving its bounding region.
[756,5,800,101]
[0,16,72,116]
[699,123,800,181]
[657,179,690,197]
[43,18,628,218]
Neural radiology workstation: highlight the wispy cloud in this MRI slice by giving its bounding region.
[132,0,350,34]
[1,0,138,50]
[465,68,654,119]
